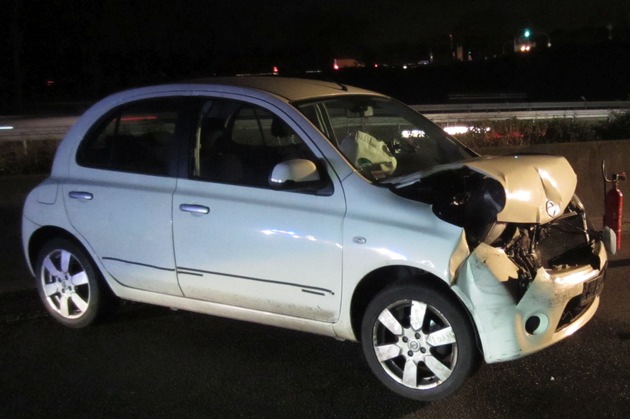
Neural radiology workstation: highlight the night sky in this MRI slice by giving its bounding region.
[3,0,630,107]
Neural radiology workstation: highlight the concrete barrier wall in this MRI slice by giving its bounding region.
[479,139,630,225]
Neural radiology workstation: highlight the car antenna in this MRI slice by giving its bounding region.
[320,77,348,91]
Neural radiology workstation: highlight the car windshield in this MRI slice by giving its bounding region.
[295,95,475,182]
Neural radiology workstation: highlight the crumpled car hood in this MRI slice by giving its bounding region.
[388,154,577,224]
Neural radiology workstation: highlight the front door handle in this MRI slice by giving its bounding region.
[68,191,93,201]
[179,204,210,215]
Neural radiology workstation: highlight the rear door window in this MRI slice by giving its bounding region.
[77,98,186,176]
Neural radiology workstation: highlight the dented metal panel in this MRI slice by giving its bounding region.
[453,233,607,363]
[463,155,577,224]
[390,154,578,225]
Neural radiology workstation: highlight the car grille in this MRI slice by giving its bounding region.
[556,270,606,331]
[536,214,589,268]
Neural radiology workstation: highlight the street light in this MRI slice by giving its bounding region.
[539,32,552,48]
[516,29,551,52]
[514,29,534,53]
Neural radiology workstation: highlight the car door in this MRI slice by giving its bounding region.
[172,98,345,322]
[64,98,189,296]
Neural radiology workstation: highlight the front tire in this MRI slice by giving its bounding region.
[35,239,105,328]
[361,282,478,401]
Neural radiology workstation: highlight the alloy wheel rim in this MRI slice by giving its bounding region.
[371,299,458,390]
[40,249,91,319]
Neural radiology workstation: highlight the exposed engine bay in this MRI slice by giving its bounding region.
[389,155,605,333]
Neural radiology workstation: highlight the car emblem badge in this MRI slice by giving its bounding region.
[546,200,560,217]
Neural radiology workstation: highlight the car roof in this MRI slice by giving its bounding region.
[183,76,379,102]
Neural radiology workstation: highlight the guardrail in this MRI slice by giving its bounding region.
[420,108,624,124]
[0,116,78,142]
[412,101,630,113]
[413,101,630,124]
[2,101,630,142]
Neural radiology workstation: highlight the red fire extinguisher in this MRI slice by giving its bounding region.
[602,160,625,254]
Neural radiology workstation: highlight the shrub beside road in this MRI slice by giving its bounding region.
[0,139,58,176]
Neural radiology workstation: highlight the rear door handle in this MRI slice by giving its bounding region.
[179,204,210,215]
[69,191,93,201]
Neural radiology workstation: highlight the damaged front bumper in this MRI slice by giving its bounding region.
[391,154,609,363]
[453,239,607,363]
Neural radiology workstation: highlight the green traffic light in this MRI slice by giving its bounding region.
[524,29,531,38]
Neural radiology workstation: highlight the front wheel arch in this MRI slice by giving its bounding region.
[350,266,466,341]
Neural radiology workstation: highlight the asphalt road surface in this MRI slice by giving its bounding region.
[1,259,629,419]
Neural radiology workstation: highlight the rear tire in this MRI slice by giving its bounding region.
[35,239,105,328]
[361,282,478,401]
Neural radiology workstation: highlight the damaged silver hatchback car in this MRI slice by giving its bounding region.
[22,77,608,400]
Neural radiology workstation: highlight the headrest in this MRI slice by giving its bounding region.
[271,118,290,137]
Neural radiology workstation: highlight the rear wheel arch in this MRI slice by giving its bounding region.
[28,227,81,271]
[33,235,119,328]
[28,227,115,297]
